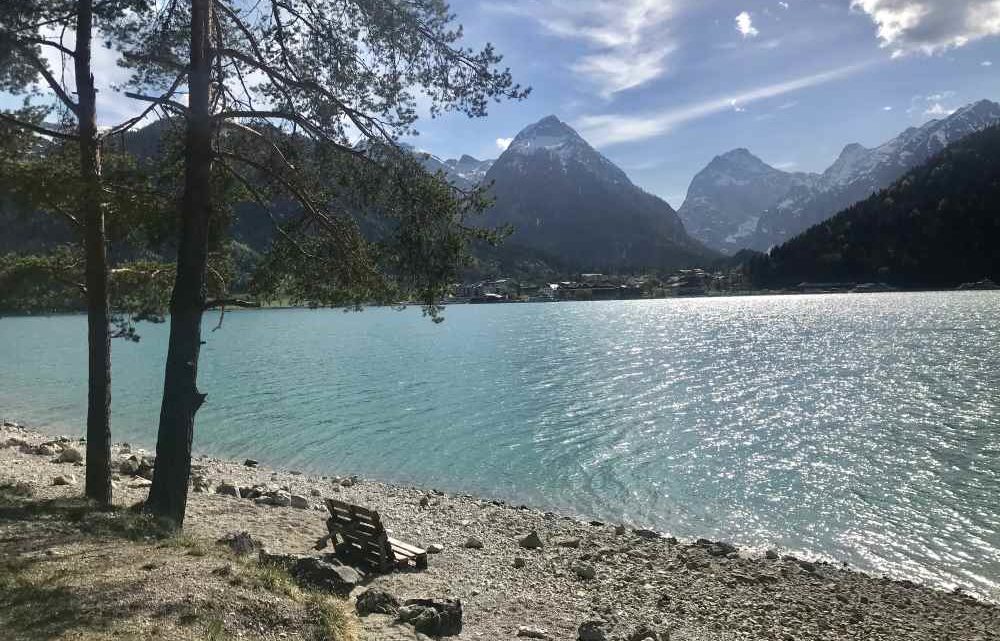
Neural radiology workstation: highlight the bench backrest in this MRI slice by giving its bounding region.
[325,498,392,570]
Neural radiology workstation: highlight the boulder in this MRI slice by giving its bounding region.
[291,557,360,596]
[519,531,543,549]
[136,457,155,480]
[356,588,401,616]
[707,541,737,557]
[571,561,596,580]
[52,474,76,486]
[517,626,551,639]
[513,557,526,569]
[55,447,83,463]
[290,495,310,509]
[556,537,582,548]
[340,476,356,487]
[463,537,484,550]
[216,483,241,499]
[578,620,608,641]
[427,543,444,554]
[270,491,292,507]
[634,529,660,540]
[765,549,779,560]
[217,531,259,556]
[258,548,308,570]
[397,599,462,637]
[627,625,667,641]
[244,459,259,467]
[119,458,141,476]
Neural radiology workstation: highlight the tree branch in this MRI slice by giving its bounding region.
[0,112,79,141]
[203,298,260,310]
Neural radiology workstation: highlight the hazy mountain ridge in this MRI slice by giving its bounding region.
[680,99,1000,253]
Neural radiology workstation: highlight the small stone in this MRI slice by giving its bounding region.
[340,476,356,487]
[420,496,430,508]
[519,531,543,549]
[556,537,582,548]
[513,557,526,569]
[464,537,484,550]
[707,542,737,557]
[356,588,401,616]
[56,446,83,463]
[765,549,779,560]
[52,474,76,486]
[578,620,608,641]
[614,524,627,536]
[244,459,259,467]
[310,488,322,497]
[290,495,310,509]
[517,626,551,639]
[428,543,444,554]
[634,529,660,540]
[571,561,596,580]
[627,625,666,641]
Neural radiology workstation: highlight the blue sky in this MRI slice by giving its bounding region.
[409,0,1000,207]
[5,1,1000,208]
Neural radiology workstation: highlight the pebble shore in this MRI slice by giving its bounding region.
[2,420,998,641]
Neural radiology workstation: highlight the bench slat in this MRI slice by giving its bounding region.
[388,537,426,555]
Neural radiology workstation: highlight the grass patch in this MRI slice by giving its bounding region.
[306,594,358,641]
[241,560,302,599]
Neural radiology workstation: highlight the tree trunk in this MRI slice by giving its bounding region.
[76,0,112,507]
[145,0,214,526]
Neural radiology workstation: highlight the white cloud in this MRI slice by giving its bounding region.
[779,1,790,9]
[492,0,676,95]
[729,100,747,112]
[852,0,1000,56]
[736,11,760,38]
[983,60,994,66]
[773,161,798,170]
[577,62,871,146]
[883,105,894,110]
[496,137,514,151]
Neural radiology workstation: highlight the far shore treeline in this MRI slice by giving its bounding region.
[0,0,527,527]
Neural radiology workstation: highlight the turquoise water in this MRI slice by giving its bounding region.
[1,292,999,598]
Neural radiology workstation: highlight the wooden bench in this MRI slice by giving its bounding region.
[320,499,427,572]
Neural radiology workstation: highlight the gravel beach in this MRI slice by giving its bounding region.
[2,420,998,641]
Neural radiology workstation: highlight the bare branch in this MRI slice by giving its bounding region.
[0,112,79,141]
[204,298,260,310]
[104,72,188,139]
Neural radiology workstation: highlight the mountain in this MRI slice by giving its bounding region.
[677,149,818,254]
[416,152,494,189]
[747,124,1000,288]
[481,115,714,271]
[749,99,1000,250]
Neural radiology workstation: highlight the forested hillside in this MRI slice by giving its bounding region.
[748,125,1000,288]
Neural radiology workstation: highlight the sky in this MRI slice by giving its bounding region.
[6,0,1000,208]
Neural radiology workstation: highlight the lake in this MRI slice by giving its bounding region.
[1,292,998,599]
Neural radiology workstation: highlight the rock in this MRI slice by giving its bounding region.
[244,459,259,467]
[270,491,292,507]
[578,620,608,641]
[519,531,543,549]
[216,531,258,556]
[191,475,211,493]
[634,529,660,540]
[216,483,241,499]
[397,599,462,637]
[571,561,596,580]
[340,476,356,487]
[127,479,152,489]
[556,537,582,548]
[258,548,307,570]
[119,458,140,476]
[463,537,484,549]
[765,549,779,560]
[241,486,260,499]
[614,524,627,536]
[427,543,444,554]
[290,495,310,509]
[52,474,76,486]
[707,542,738,557]
[517,626,551,639]
[627,625,667,641]
[3,437,27,449]
[513,557,526,569]
[136,457,155,480]
[292,557,360,596]
[310,488,322,497]
[419,495,430,508]
[254,496,275,506]
[356,588,401,616]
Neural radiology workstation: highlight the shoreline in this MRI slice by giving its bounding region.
[3,418,999,641]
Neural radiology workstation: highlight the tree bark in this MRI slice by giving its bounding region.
[145,0,214,526]
[76,0,113,507]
